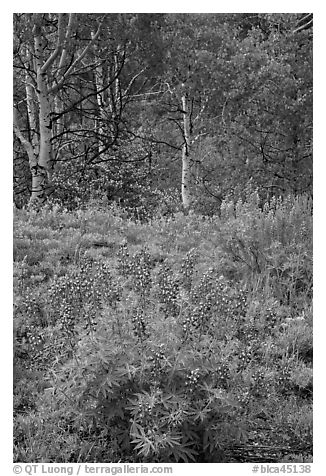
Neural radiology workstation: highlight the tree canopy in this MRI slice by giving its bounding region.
[13,13,312,214]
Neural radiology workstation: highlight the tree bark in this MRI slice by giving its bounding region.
[92,30,107,153]
[29,19,54,202]
[181,89,193,211]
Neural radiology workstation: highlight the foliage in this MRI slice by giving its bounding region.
[14,192,312,463]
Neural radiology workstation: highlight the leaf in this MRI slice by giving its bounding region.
[171,443,198,463]
[130,420,145,438]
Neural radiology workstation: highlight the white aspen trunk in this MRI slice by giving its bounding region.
[108,61,115,115]
[92,30,106,153]
[51,95,64,171]
[181,90,192,211]
[13,108,38,170]
[54,96,64,138]
[25,50,39,157]
[114,51,120,111]
[94,64,106,153]
[108,48,121,120]
[31,22,53,202]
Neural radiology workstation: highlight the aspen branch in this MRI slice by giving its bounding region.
[129,90,165,99]
[123,68,147,97]
[293,13,313,33]
[293,19,313,33]
[41,13,66,72]
[50,16,106,94]
[58,13,76,71]
[193,96,208,122]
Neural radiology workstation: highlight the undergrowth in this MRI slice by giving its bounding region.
[13,192,313,463]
